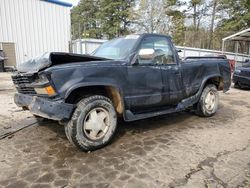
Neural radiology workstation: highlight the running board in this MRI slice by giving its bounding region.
[124,90,201,122]
[124,106,182,122]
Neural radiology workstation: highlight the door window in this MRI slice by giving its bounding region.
[139,36,175,65]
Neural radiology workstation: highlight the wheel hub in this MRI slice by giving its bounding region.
[204,91,216,111]
[83,107,110,140]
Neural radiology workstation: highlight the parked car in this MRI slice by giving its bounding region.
[12,34,231,151]
[0,50,5,72]
[233,59,250,88]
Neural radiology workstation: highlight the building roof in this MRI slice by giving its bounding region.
[222,28,250,42]
[42,0,72,7]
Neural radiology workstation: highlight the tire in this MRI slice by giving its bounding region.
[234,82,241,89]
[195,84,219,117]
[33,115,46,122]
[65,95,117,151]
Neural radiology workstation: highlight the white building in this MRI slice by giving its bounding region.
[0,0,72,67]
[72,38,107,54]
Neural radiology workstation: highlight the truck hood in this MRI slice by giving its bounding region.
[17,52,109,73]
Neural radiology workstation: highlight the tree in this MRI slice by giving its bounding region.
[208,0,218,49]
[169,11,185,45]
[188,0,208,31]
[71,0,134,39]
[185,0,209,47]
[97,0,135,39]
[217,0,250,31]
[70,0,250,53]
[71,0,100,39]
[165,0,186,45]
[131,0,170,33]
[213,0,250,51]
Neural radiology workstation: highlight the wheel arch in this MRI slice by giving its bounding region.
[65,83,125,115]
[190,74,224,106]
[203,75,224,91]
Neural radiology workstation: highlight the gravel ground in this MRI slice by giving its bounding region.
[0,72,250,188]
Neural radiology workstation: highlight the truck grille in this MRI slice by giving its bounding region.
[12,74,36,95]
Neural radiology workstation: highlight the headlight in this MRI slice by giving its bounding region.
[37,74,49,83]
[34,85,56,96]
[34,74,56,96]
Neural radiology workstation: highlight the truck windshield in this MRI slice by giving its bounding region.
[92,35,139,59]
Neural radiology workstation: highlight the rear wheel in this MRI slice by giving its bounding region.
[195,84,219,117]
[65,95,117,151]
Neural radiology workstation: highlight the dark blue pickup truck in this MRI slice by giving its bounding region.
[12,34,231,151]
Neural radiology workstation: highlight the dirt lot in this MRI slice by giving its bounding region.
[0,72,250,188]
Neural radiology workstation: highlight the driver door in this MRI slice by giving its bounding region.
[126,36,164,112]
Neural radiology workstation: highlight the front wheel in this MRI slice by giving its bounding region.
[195,84,219,117]
[65,95,117,151]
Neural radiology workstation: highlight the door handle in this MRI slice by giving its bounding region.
[174,70,181,76]
[174,70,180,74]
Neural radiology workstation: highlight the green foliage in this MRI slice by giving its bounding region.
[71,0,250,52]
[167,10,186,45]
[164,0,186,45]
[71,0,100,39]
[97,0,134,39]
[71,0,134,39]
[217,0,250,32]
[213,0,250,51]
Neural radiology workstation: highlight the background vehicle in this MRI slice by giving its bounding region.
[0,50,5,72]
[12,34,231,151]
[233,59,250,88]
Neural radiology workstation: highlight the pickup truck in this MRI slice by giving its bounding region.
[12,34,231,151]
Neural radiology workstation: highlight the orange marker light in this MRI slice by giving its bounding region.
[45,86,56,96]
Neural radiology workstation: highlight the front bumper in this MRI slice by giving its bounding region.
[14,93,74,121]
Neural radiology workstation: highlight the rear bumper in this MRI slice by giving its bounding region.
[14,93,74,121]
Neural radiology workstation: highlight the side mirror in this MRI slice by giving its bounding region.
[177,49,182,53]
[138,49,155,60]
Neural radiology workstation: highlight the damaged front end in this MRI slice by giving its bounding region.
[12,72,74,121]
[17,52,108,73]
[12,52,108,121]
[14,93,74,121]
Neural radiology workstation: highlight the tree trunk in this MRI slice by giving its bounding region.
[193,5,197,29]
[149,0,154,33]
[208,0,217,49]
[192,4,197,47]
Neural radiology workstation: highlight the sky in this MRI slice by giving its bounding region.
[65,0,80,6]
